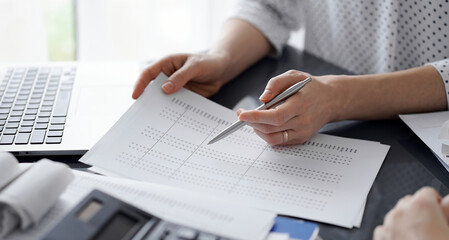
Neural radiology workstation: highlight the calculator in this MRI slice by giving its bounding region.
[43,189,229,240]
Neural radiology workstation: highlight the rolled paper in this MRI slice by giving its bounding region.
[0,159,74,233]
[0,152,21,190]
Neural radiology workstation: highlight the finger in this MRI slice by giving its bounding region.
[441,195,449,221]
[132,60,165,99]
[395,195,412,207]
[236,108,245,116]
[373,225,387,240]
[253,129,285,146]
[247,122,286,134]
[259,70,311,102]
[162,61,200,94]
[239,97,299,126]
[415,186,442,203]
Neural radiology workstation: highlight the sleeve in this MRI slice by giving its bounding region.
[230,0,302,57]
[428,58,449,109]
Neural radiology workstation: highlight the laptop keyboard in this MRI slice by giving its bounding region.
[0,66,75,145]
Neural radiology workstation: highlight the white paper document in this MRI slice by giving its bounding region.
[81,73,390,228]
[400,111,449,171]
[7,170,275,240]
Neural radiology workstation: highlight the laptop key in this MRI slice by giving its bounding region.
[38,111,51,117]
[46,137,62,144]
[12,105,25,111]
[0,103,12,108]
[35,123,48,129]
[4,128,17,135]
[31,93,42,99]
[19,127,32,133]
[29,98,41,104]
[8,117,21,122]
[0,114,7,120]
[41,106,52,112]
[21,121,34,127]
[15,100,27,105]
[49,124,64,131]
[2,98,14,103]
[6,122,19,128]
[37,117,49,123]
[10,111,23,116]
[51,117,66,125]
[25,109,38,115]
[15,133,30,144]
[44,96,55,101]
[42,101,54,106]
[30,130,46,144]
[0,120,5,125]
[0,109,10,114]
[47,131,63,137]
[16,95,28,100]
[53,90,71,117]
[23,115,36,121]
[0,135,14,145]
[27,104,40,109]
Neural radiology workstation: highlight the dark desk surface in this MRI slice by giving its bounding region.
[17,46,449,240]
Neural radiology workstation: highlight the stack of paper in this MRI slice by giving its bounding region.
[400,111,449,171]
[80,73,390,228]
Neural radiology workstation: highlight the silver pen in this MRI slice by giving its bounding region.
[208,77,312,145]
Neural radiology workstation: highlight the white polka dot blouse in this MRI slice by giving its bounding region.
[232,0,449,106]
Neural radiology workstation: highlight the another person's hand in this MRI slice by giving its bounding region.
[132,52,231,99]
[237,70,342,145]
[374,187,449,240]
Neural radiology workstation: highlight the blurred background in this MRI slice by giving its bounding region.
[0,0,304,62]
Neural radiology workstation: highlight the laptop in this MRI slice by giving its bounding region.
[0,61,141,155]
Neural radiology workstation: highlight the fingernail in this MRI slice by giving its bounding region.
[162,81,174,93]
[236,109,242,116]
[259,90,271,101]
[239,113,248,121]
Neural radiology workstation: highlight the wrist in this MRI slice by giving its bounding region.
[207,49,233,84]
[322,75,355,122]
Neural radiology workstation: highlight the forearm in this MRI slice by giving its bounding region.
[209,18,271,84]
[333,65,447,120]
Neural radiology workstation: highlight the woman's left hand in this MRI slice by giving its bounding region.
[237,70,342,145]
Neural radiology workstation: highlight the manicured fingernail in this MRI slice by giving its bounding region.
[259,90,271,101]
[162,81,174,93]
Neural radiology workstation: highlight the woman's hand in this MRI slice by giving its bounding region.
[237,70,342,145]
[132,52,231,99]
[374,187,449,240]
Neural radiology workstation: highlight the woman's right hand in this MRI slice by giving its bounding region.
[132,52,231,99]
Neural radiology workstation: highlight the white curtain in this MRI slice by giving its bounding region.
[0,0,48,62]
[76,0,238,61]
